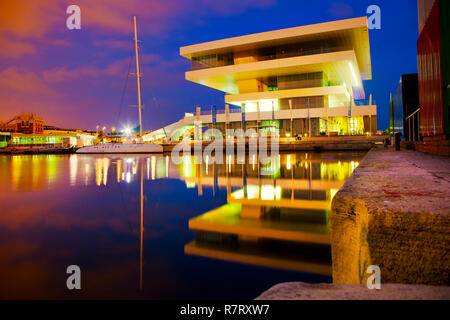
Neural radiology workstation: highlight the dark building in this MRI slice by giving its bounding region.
[417,0,450,154]
[392,74,420,142]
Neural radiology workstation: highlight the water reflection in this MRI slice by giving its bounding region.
[183,153,359,277]
[0,152,364,299]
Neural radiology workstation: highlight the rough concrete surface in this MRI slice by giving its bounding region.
[256,148,449,300]
[256,282,450,300]
[331,147,450,286]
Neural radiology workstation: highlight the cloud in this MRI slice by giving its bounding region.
[0,67,54,94]
[328,2,355,18]
[94,39,132,50]
[41,54,169,83]
[0,0,62,38]
[42,60,128,83]
[0,0,278,130]
[198,0,276,15]
[1,0,277,39]
[0,36,36,58]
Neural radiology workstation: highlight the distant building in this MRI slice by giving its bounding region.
[0,132,11,148]
[0,113,95,148]
[11,129,95,148]
[1,113,44,134]
[417,0,450,155]
[145,17,377,141]
[392,74,420,142]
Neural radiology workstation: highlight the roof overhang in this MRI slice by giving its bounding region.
[180,17,372,80]
[186,50,364,98]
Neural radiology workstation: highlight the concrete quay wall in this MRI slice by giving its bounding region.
[331,147,450,286]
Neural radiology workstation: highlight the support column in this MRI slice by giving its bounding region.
[225,103,230,136]
[257,101,260,137]
[289,99,293,138]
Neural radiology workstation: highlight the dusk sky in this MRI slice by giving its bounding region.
[0,0,419,132]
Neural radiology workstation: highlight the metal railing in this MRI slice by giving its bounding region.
[354,99,376,106]
[405,108,420,142]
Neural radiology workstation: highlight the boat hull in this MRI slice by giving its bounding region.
[76,143,163,154]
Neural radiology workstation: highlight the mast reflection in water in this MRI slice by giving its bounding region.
[0,152,363,299]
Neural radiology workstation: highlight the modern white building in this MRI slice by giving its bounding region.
[144,17,377,142]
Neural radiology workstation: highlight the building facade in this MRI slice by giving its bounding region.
[417,0,450,154]
[0,113,44,134]
[11,129,95,148]
[145,17,377,142]
[392,74,420,142]
[0,113,95,148]
[0,132,11,148]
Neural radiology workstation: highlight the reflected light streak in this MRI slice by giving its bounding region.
[116,159,122,183]
[69,155,77,186]
[165,156,169,178]
[151,156,156,180]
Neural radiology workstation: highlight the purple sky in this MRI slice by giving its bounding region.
[0,0,419,132]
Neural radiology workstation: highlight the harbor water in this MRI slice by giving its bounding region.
[0,152,365,299]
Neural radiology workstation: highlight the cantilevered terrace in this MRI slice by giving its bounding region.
[144,17,377,141]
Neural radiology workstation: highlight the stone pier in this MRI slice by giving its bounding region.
[331,147,449,286]
[257,147,450,299]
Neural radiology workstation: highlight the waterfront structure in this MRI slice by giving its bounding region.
[391,74,420,142]
[417,0,450,154]
[0,114,96,148]
[0,132,11,148]
[144,17,377,142]
[0,113,44,134]
[11,129,95,148]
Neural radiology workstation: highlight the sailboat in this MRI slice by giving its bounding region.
[77,16,163,154]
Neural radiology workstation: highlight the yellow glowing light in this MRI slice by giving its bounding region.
[233,189,244,199]
[69,155,77,186]
[287,155,291,170]
[186,182,196,189]
[348,61,359,87]
[330,188,339,201]
[117,159,122,183]
[205,155,209,175]
[260,185,282,200]
[151,156,156,180]
[102,158,109,186]
[181,156,194,178]
[165,156,169,178]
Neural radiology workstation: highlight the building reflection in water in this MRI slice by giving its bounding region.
[181,153,360,277]
[4,152,361,287]
[9,155,62,192]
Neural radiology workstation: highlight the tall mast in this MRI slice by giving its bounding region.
[139,159,144,290]
[133,16,143,137]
